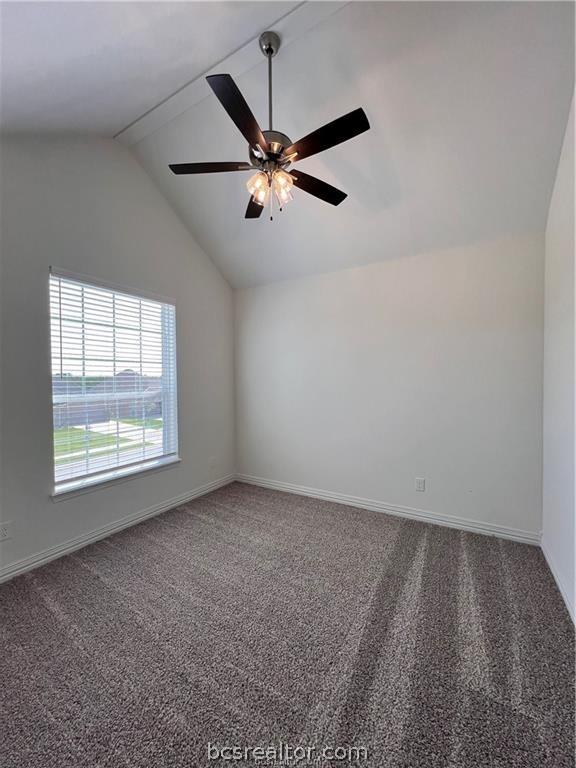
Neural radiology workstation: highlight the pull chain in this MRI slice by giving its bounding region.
[270,179,273,221]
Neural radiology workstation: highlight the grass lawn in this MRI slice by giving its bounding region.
[55,442,153,466]
[120,417,163,429]
[53,427,129,457]
[54,426,156,467]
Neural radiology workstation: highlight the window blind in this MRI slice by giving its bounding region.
[49,272,178,490]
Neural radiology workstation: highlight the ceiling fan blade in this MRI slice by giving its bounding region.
[290,170,347,206]
[169,162,253,174]
[206,74,268,151]
[286,108,370,162]
[245,197,264,219]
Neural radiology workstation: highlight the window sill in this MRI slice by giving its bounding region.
[51,455,181,502]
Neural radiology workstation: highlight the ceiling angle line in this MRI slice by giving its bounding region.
[114,2,350,146]
[113,2,308,141]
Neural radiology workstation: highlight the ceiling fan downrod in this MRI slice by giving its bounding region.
[259,31,280,132]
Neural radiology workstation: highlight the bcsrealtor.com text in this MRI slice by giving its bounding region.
[207,743,368,763]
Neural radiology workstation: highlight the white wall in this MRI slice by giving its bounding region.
[0,137,235,575]
[235,233,544,540]
[542,95,575,620]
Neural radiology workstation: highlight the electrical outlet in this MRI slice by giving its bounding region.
[415,478,426,492]
[0,521,12,541]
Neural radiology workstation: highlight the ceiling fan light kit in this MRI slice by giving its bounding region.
[169,31,370,220]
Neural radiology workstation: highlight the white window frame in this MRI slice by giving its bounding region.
[49,268,180,497]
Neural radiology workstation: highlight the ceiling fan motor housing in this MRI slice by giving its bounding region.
[249,130,292,165]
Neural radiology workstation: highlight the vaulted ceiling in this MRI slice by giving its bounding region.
[0,1,299,134]
[2,2,574,288]
[129,2,574,286]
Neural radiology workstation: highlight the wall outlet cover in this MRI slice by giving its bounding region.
[415,478,426,492]
[0,521,12,541]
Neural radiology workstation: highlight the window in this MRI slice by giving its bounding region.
[49,271,178,494]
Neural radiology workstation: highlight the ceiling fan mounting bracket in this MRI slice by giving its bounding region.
[259,31,281,58]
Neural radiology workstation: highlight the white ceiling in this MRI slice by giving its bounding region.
[0,1,299,134]
[2,2,574,288]
[128,1,574,287]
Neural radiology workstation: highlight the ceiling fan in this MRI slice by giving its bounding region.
[169,31,370,220]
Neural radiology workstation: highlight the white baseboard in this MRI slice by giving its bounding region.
[541,537,575,623]
[236,473,541,546]
[0,474,235,584]
[1,473,547,588]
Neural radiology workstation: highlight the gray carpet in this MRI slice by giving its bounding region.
[1,482,573,767]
